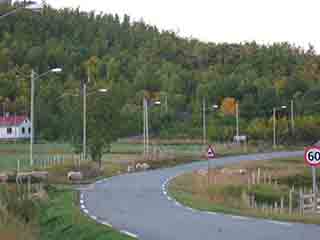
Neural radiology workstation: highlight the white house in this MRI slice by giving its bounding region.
[0,115,31,140]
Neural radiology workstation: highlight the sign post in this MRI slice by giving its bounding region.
[304,147,320,194]
[207,145,216,185]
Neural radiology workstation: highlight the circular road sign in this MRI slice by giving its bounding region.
[304,147,320,167]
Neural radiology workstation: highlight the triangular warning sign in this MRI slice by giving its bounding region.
[207,146,215,159]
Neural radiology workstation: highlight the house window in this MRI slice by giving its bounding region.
[7,128,12,135]
[22,127,25,134]
[28,128,31,134]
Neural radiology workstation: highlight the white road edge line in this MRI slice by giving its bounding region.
[83,209,89,214]
[267,220,292,227]
[231,216,250,221]
[90,215,97,220]
[204,211,217,215]
[101,221,112,227]
[120,230,139,238]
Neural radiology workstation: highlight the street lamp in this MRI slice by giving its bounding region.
[273,105,287,149]
[202,98,219,145]
[143,97,162,159]
[0,2,41,19]
[30,68,62,166]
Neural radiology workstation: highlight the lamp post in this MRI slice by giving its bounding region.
[202,97,219,146]
[143,97,161,159]
[30,68,62,167]
[273,105,287,149]
[236,101,240,143]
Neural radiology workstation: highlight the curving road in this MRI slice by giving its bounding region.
[80,151,320,239]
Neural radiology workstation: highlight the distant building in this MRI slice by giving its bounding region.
[0,115,31,140]
[0,0,12,5]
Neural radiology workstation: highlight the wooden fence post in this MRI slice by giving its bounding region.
[280,197,284,214]
[289,189,293,215]
[299,188,303,216]
[257,168,261,184]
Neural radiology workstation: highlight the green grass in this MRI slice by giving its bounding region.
[169,187,320,224]
[39,187,134,240]
[169,156,320,225]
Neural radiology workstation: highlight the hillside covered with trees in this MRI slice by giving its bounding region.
[1,3,320,147]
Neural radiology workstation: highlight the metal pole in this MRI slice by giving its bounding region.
[30,69,35,167]
[273,107,276,149]
[312,167,317,194]
[203,98,206,145]
[146,98,149,156]
[83,82,87,161]
[165,94,168,113]
[143,97,146,157]
[291,99,295,134]
[236,102,240,142]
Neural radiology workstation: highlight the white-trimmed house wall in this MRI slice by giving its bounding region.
[0,120,31,140]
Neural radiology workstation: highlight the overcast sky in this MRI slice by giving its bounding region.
[24,0,320,52]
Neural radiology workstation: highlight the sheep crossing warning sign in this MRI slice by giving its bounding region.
[207,146,216,159]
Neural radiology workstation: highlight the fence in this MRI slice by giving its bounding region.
[300,191,320,215]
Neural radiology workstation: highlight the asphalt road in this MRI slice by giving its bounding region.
[81,151,320,240]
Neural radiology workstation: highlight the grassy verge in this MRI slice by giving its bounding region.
[0,184,134,240]
[169,157,320,225]
[39,187,134,240]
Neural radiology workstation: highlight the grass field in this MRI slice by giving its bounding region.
[169,157,320,224]
[0,141,259,172]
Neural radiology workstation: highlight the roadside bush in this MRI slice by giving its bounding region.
[207,184,244,200]
[248,184,289,205]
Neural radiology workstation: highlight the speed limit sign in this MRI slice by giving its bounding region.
[304,147,320,167]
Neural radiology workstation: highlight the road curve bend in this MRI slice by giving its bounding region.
[81,151,320,240]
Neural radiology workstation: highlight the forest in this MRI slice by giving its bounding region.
[1,3,320,148]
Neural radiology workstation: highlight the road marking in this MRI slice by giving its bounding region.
[267,220,292,227]
[163,191,167,196]
[80,200,84,204]
[231,216,250,221]
[83,209,89,214]
[186,207,195,212]
[80,193,84,200]
[204,211,217,215]
[167,196,172,201]
[90,215,97,220]
[81,204,86,209]
[101,221,112,227]
[174,201,182,207]
[120,230,139,238]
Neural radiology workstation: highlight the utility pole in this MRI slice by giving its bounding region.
[273,107,276,149]
[202,98,206,145]
[165,94,168,113]
[30,69,35,167]
[146,98,149,157]
[83,74,88,162]
[143,97,146,157]
[291,99,295,134]
[236,102,240,143]
[143,97,149,158]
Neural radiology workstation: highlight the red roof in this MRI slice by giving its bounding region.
[0,116,29,126]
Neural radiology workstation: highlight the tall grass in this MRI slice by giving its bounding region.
[0,184,39,240]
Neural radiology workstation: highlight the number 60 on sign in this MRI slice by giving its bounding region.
[304,147,320,167]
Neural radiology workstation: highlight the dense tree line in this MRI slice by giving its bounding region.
[1,4,320,149]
